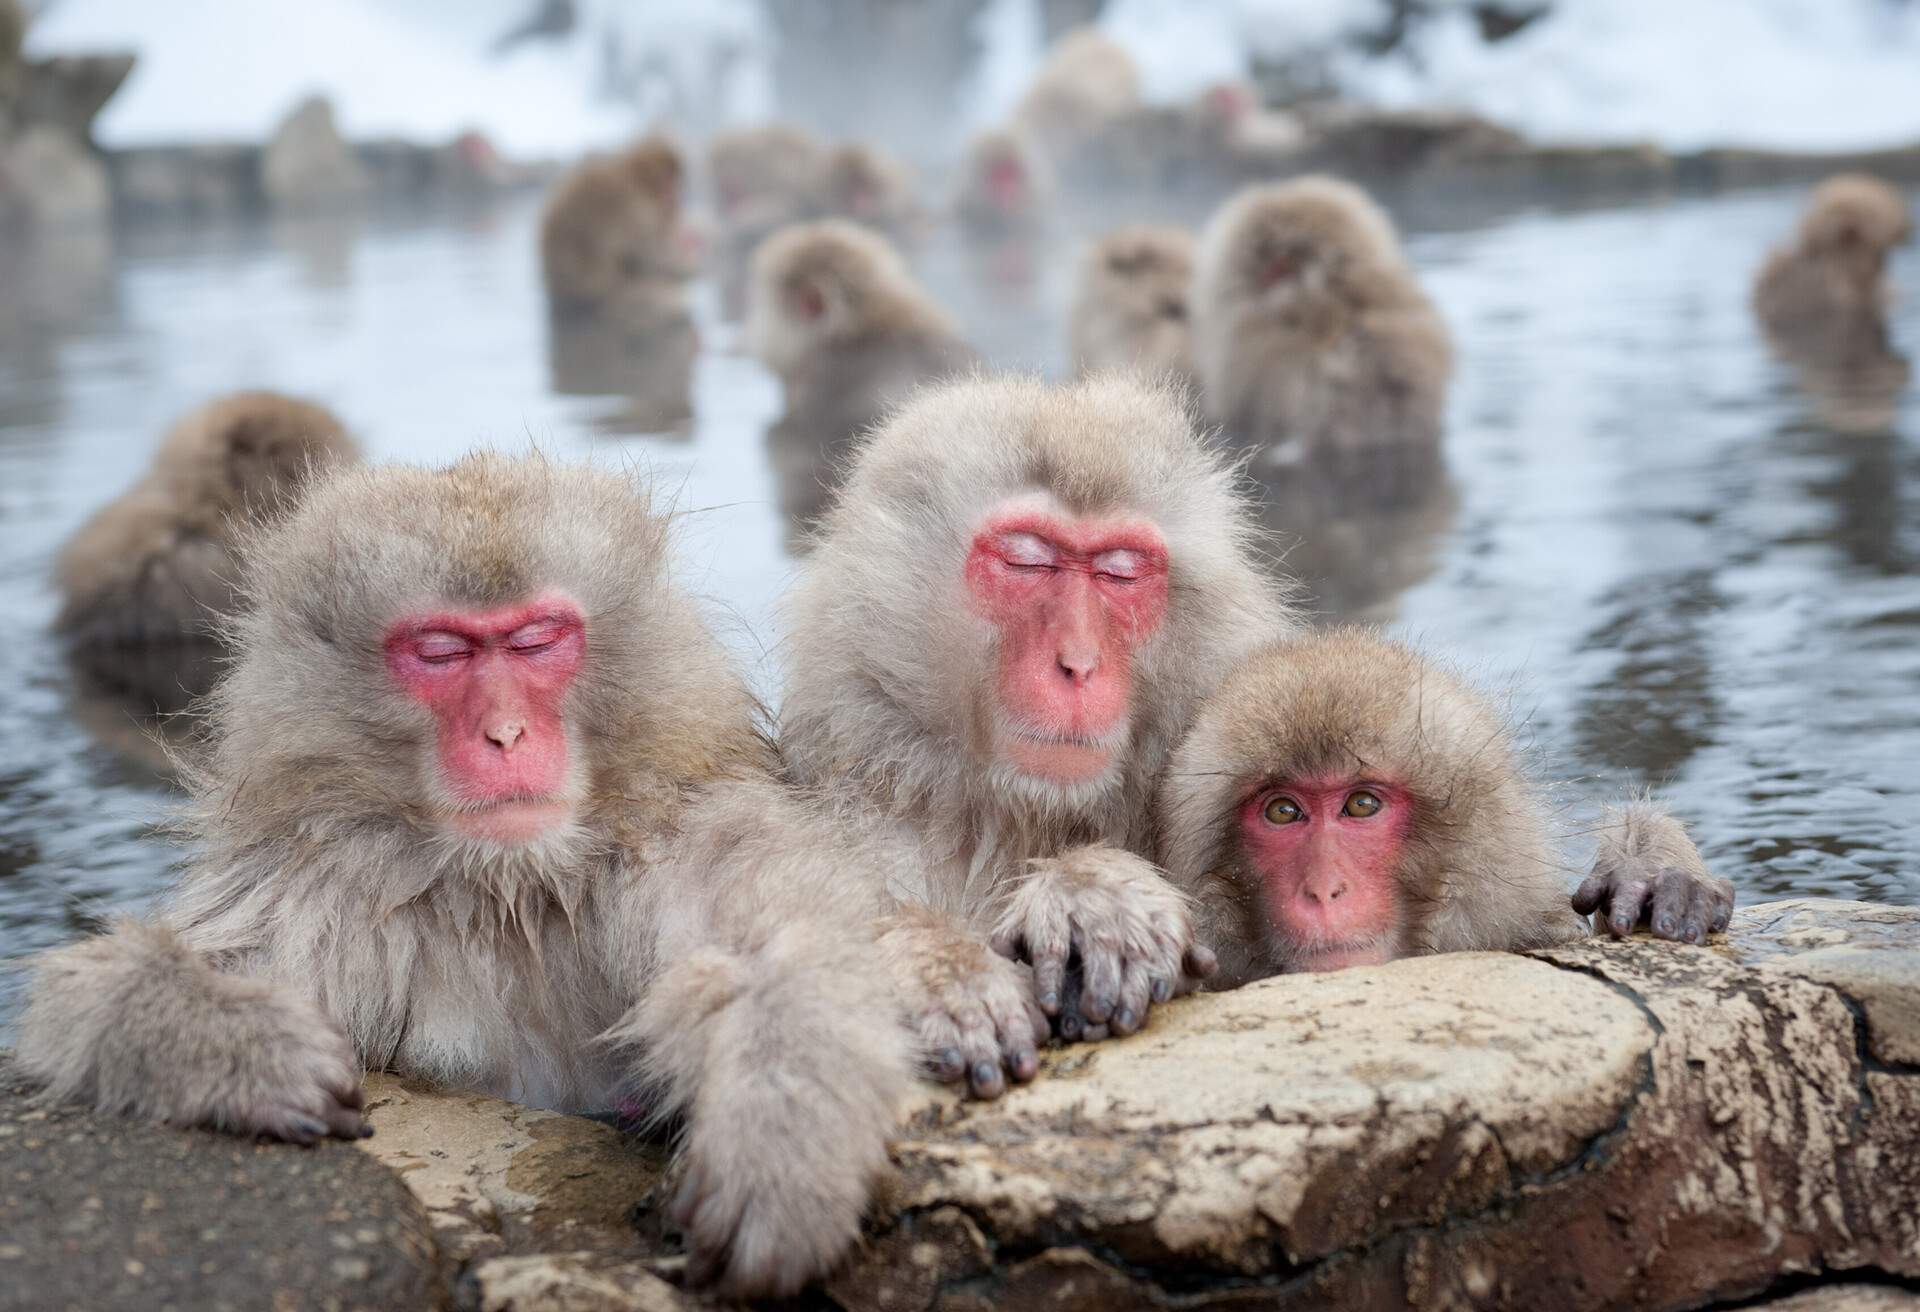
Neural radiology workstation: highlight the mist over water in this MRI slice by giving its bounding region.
[0,176,1916,1023]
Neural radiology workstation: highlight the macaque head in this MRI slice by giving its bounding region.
[788,373,1286,819]
[821,142,913,224]
[1198,80,1257,126]
[707,123,825,221]
[214,454,753,863]
[1196,176,1405,315]
[1085,224,1194,334]
[1797,173,1912,281]
[539,135,693,311]
[745,219,923,374]
[962,129,1048,219]
[1159,630,1551,979]
[154,390,360,521]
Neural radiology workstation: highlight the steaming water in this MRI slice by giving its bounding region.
[1,184,1915,1010]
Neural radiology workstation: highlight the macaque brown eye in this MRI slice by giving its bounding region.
[1263,795,1302,825]
[1344,791,1383,818]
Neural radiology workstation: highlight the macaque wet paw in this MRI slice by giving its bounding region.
[217,999,368,1142]
[992,847,1215,1042]
[1574,864,1735,944]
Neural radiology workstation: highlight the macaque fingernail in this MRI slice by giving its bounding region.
[1038,990,1058,1012]
[1115,1007,1136,1031]
[1656,917,1676,937]
[359,1124,376,1138]
[1151,978,1171,1003]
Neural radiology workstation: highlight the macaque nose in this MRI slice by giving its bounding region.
[1302,874,1349,906]
[1056,643,1100,685]
[485,719,525,752]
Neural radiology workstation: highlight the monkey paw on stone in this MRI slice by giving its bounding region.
[212,984,370,1144]
[991,844,1217,1044]
[1573,862,1735,945]
[877,909,1049,1100]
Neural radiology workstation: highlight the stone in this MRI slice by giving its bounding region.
[0,123,110,227]
[261,94,368,209]
[0,1056,442,1312]
[1755,1289,1920,1311]
[464,1253,691,1312]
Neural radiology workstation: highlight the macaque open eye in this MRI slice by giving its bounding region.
[998,532,1057,570]
[506,619,570,654]
[1343,790,1383,818]
[1263,795,1303,825]
[1092,549,1147,582]
[413,632,475,664]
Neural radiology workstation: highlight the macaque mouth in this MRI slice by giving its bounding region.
[1282,935,1395,974]
[987,160,1026,208]
[444,796,576,846]
[1258,253,1304,287]
[1002,723,1123,783]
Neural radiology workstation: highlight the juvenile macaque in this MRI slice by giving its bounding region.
[1192,176,1452,468]
[1157,629,1735,985]
[1012,27,1141,161]
[54,391,360,651]
[817,141,922,240]
[954,127,1053,240]
[1754,174,1913,434]
[20,454,912,1297]
[1067,224,1196,385]
[539,135,698,318]
[749,219,976,447]
[782,373,1294,1095]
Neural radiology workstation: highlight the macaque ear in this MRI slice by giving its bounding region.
[790,280,827,321]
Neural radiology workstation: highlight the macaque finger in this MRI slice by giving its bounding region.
[1605,879,1652,937]
[1682,882,1724,945]
[1571,874,1608,916]
[929,1046,967,1084]
[967,1059,1006,1100]
[1030,948,1069,1017]
[1076,939,1123,1025]
[323,1105,373,1140]
[993,1012,1040,1084]
[1184,943,1219,980]
[1710,882,1735,932]
[1648,870,1694,941]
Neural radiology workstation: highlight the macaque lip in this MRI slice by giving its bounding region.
[1004,732,1113,783]
[1291,942,1393,973]
[446,798,574,846]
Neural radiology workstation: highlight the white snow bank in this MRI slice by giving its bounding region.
[25,0,771,158]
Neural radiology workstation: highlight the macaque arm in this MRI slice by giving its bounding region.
[989,844,1217,1043]
[602,779,914,1299]
[1571,799,1734,943]
[15,918,367,1142]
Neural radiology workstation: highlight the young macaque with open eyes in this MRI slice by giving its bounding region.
[954,127,1053,241]
[782,373,1295,1097]
[1156,630,1735,984]
[539,135,699,319]
[749,220,977,450]
[54,390,360,653]
[20,454,913,1298]
[1068,224,1196,386]
[1192,176,1452,470]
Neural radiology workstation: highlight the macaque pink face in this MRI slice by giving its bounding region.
[383,595,586,845]
[986,157,1026,211]
[1239,777,1412,971]
[964,509,1169,786]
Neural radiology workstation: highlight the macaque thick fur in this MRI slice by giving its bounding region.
[954,127,1053,239]
[781,372,1294,1095]
[21,453,912,1298]
[1157,629,1734,985]
[1192,176,1453,464]
[54,390,360,648]
[1754,173,1911,337]
[1068,224,1196,385]
[539,135,695,317]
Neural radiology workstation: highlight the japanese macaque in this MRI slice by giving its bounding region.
[1067,225,1196,385]
[781,373,1295,1096]
[18,454,913,1298]
[1012,27,1141,161]
[1074,82,1305,190]
[817,141,922,240]
[539,135,698,318]
[54,391,361,654]
[1754,174,1913,434]
[707,122,827,314]
[953,127,1053,240]
[1157,630,1735,986]
[1192,177,1452,469]
[750,219,975,452]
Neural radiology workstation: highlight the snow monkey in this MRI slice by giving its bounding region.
[1754,173,1911,339]
[539,134,698,318]
[781,372,1295,1096]
[54,390,360,651]
[1157,629,1736,985]
[1012,26,1141,161]
[817,140,922,240]
[19,454,914,1298]
[954,127,1053,240]
[1192,176,1453,468]
[707,122,827,314]
[1067,224,1197,385]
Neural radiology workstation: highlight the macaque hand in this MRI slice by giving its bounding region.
[1573,861,1734,945]
[204,980,370,1144]
[990,845,1217,1043]
[877,910,1049,1100]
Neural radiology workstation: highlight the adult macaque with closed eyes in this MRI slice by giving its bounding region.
[1157,630,1734,984]
[19,454,913,1298]
[782,373,1293,1096]
[1067,224,1196,385]
[539,136,698,318]
[1192,176,1452,470]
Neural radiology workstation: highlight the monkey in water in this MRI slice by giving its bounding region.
[954,127,1053,241]
[539,135,698,319]
[54,390,360,653]
[707,122,827,315]
[1156,629,1735,985]
[1011,27,1141,163]
[1067,224,1196,386]
[1192,176,1452,473]
[817,140,923,242]
[781,372,1295,1096]
[20,454,913,1298]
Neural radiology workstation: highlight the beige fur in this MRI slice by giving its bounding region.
[539,136,692,317]
[1157,629,1732,986]
[21,453,913,1298]
[1068,224,1197,385]
[1192,176,1453,464]
[954,126,1054,239]
[817,141,921,238]
[53,391,360,647]
[1013,27,1140,158]
[780,373,1295,1088]
[1754,173,1911,334]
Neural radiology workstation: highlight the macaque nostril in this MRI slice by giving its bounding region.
[485,721,525,751]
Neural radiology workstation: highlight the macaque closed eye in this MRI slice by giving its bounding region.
[1092,549,1146,581]
[507,620,570,653]
[413,632,475,664]
[997,532,1057,569]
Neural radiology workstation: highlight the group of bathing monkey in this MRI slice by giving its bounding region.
[22,33,1915,1306]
